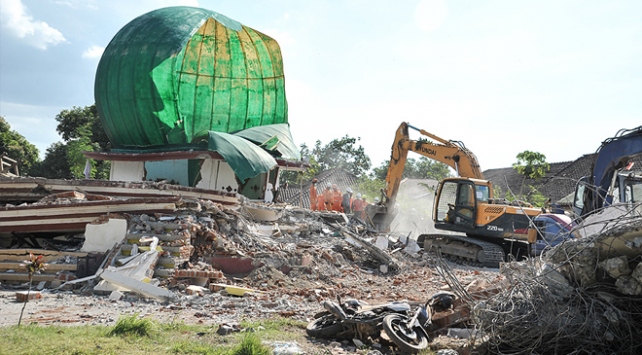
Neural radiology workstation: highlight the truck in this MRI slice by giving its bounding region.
[368,122,573,267]
[573,125,642,218]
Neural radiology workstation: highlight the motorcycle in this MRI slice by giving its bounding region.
[306,296,433,353]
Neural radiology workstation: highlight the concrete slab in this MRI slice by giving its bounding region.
[82,219,127,253]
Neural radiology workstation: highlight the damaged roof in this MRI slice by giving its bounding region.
[94,6,299,182]
[95,6,288,149]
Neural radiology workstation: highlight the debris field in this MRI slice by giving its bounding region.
[1,183,642,354]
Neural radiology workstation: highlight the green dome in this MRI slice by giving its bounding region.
[95,6,288,149]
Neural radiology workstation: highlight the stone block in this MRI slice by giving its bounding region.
[615,275,642,295]
[599,256,631,279]
[631,262,642,284]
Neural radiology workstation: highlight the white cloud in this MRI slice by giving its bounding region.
[82,45,105,59]
[0,0,68,50]
[54,0,98,10]
[414,0,448,32]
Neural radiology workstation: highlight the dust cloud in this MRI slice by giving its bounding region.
[389,178,444,240]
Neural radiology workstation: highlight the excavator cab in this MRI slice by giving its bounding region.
[434,178,489,229]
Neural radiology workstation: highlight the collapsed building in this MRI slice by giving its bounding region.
[2,5,308,282]
[88,6,306,199]
[2,5,642,355]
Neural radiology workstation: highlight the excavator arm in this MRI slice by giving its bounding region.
[383,122,483,206]
[369,122,484,231]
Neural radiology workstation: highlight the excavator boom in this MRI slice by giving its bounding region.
[371,122,485,232]
[383,122,483,206]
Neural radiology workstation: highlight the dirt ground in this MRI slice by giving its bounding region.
[0,257,498,354]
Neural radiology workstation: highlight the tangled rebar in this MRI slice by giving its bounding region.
[433,208,642,354]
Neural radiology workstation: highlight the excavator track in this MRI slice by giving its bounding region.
[419,234,505,268]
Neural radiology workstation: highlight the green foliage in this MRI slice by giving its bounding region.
[31,142,73,179]
[493,181,549,208]
[280,137,371,185]
[512,150,551,206]
[2,317,311,355]
[312,135,371,177]
[279,144,321,185]
[513,150,550,180]
[525,186,549,208]
[0,116,40,176]
[107,314,155,337]
[34,104,111,179]
[356,176,386,202]
[171,341,224,355]
[55,105,109,151]
[230,333,271,355]
[371,157,452,181]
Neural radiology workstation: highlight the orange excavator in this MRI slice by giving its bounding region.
[368,122,553,267]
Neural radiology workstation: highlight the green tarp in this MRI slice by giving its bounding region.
[205,131,277,182]
[197,124,299,182]
[232,123,301,161]
[95,6,288,149]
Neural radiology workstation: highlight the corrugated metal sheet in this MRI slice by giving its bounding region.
[95,6,288,149]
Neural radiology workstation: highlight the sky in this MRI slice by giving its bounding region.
[1,0,641,171]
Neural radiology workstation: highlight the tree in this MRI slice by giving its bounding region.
[512,150,550,207]
[513,150,549,180]
[280,136,371,185]
[371,157,452,181]
[36,105,111,179]
[312,135,371,177]
[55,105,110,151]
[356,176,386,203]
[32,142,73,179]
[279,143,320,185]
[0,116,40,176]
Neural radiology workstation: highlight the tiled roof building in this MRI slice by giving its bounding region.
[483,154,642,205]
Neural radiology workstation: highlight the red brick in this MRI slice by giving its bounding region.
[432,305,471,329]
[16,291,42,302]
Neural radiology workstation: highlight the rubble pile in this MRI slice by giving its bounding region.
[1,194,505,353]
[65,199,467,305]
[471,217,642,354]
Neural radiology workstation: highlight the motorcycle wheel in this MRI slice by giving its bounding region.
[306,314,344,339]
[382,314,429,354]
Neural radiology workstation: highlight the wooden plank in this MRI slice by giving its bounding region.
[0,262,77,271]
[0,249,88,257]
[0,200,178,218]
[0,177,238,204]
[0,273,56,281]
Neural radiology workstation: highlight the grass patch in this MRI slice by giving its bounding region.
[0,317,311,355]
[230,333,271,355]
[107,313,154,337]
[239,318,307,341]
[171,340,225,355]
